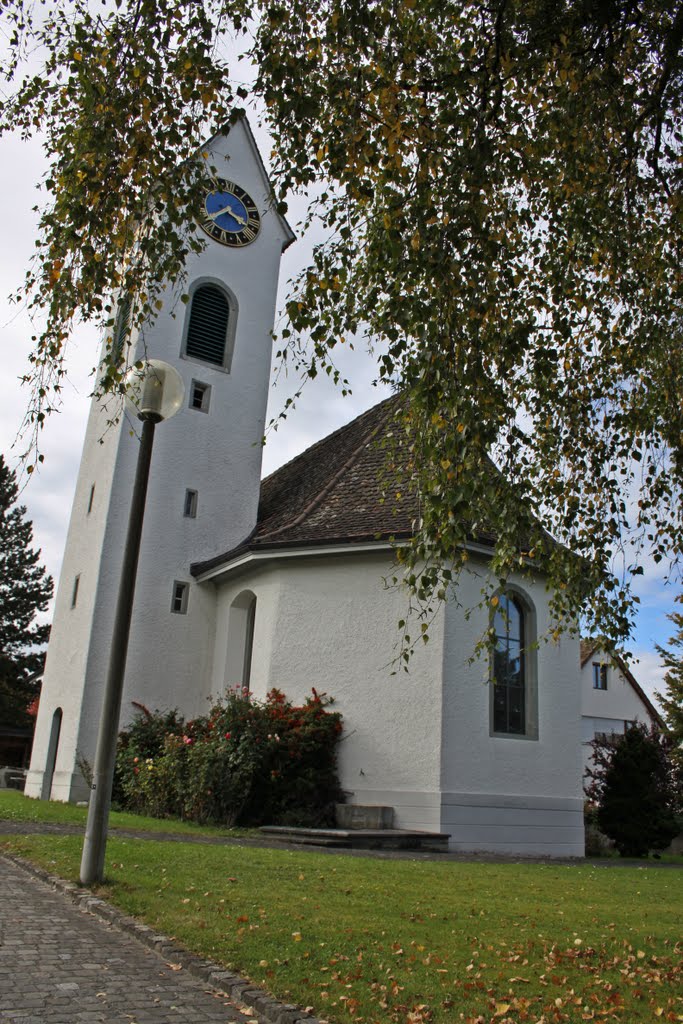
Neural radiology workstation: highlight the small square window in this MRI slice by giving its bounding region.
[71,574,81,609]
[189,380,210,412]
[184,489,198,518]
[171,581,189,615]
[592,663,608,690]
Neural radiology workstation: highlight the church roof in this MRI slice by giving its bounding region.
[192,394,424,576]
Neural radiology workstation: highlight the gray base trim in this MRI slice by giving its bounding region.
[441,792,585,858]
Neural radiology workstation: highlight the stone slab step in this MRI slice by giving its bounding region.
[260,825,451,852]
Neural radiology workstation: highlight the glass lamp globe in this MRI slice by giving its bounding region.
[124,360,185,423]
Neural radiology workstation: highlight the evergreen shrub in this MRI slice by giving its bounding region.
[114,689,344,827]
[585,723,680,857]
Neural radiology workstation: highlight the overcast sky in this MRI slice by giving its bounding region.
[0,118,677,708]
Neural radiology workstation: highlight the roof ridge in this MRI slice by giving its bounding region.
[258,398,398,541]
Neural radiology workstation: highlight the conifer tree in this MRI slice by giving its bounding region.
[656,598,683,766]
[585,724,680,858]
[0,456,53,729]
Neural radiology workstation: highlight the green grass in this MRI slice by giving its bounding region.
[3,831,681,1024]
[0,790,255,837]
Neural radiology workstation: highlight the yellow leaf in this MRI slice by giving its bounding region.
[494,1004,511,1016]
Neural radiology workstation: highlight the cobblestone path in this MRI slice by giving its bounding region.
[0,857,251,1024]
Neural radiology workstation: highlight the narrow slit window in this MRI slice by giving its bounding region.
[184,489,198,518]
[87,484,95,515]
[112,294,132,364]
[189,380,211,412]
[171,581,189,615]
[71,575,81,609]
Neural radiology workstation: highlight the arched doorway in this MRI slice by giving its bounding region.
[41,707,62,800]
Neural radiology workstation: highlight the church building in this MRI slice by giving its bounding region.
[26,119,586,857]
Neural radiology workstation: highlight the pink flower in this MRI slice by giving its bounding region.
[183,735,193,745]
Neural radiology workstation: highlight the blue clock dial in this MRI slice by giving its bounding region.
[200,179,261,248]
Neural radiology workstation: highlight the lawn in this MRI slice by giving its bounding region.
[2,826,681,1024]
[0,789,254,837]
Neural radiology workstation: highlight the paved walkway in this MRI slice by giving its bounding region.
[0,857,254,1024]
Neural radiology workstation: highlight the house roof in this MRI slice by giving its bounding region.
[580,638,664,726]
[192,394,423,576]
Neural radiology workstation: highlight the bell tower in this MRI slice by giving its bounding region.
[26,120,294,801]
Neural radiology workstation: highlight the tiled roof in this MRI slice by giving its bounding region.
[192,395,424,576]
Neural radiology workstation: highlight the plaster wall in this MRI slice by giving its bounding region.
[27,121,288,800]
[25,389,122,801]
[212,552,446,832]
[439,564,584,856]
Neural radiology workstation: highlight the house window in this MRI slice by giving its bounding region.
[171,581,189,615]
[189,380,211,412]
[593,662,608,690]
[184,284,231,368]
[71,575,81,609]
[492,594,525,735]
[184,489,198,518]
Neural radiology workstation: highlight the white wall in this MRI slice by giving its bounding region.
[211,550,585,855]
[439,563,584,856]
[212,551,446,832]
[27,120,288,800]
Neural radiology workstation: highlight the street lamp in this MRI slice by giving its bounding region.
[80,359,184,886]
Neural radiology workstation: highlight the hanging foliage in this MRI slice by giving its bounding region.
[1,0,681,646]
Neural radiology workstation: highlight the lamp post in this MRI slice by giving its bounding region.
[80,360,184,886]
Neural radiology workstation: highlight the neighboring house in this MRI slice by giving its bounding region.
[580,638,663,774]
[26,119,586,857]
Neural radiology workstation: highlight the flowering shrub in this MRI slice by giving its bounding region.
[114,689,344,827]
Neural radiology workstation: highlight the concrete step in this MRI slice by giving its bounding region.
[260,825,451,852]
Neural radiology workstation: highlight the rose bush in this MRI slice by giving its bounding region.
[114,689,344,827]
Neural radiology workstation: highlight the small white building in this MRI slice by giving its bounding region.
[26,119,586,857]
[580,639,663,773]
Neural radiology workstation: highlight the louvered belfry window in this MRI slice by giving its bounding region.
[185,285,230,367]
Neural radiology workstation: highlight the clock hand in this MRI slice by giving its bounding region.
[206,201,248,226]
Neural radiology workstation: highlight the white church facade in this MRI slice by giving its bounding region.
[26,120,586,857]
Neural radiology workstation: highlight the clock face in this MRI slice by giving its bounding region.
[199,179,261,247]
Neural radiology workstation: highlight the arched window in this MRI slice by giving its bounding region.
[184,284,232,368]
[492,594,525,735]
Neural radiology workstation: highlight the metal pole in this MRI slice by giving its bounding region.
[80,417,157,885]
